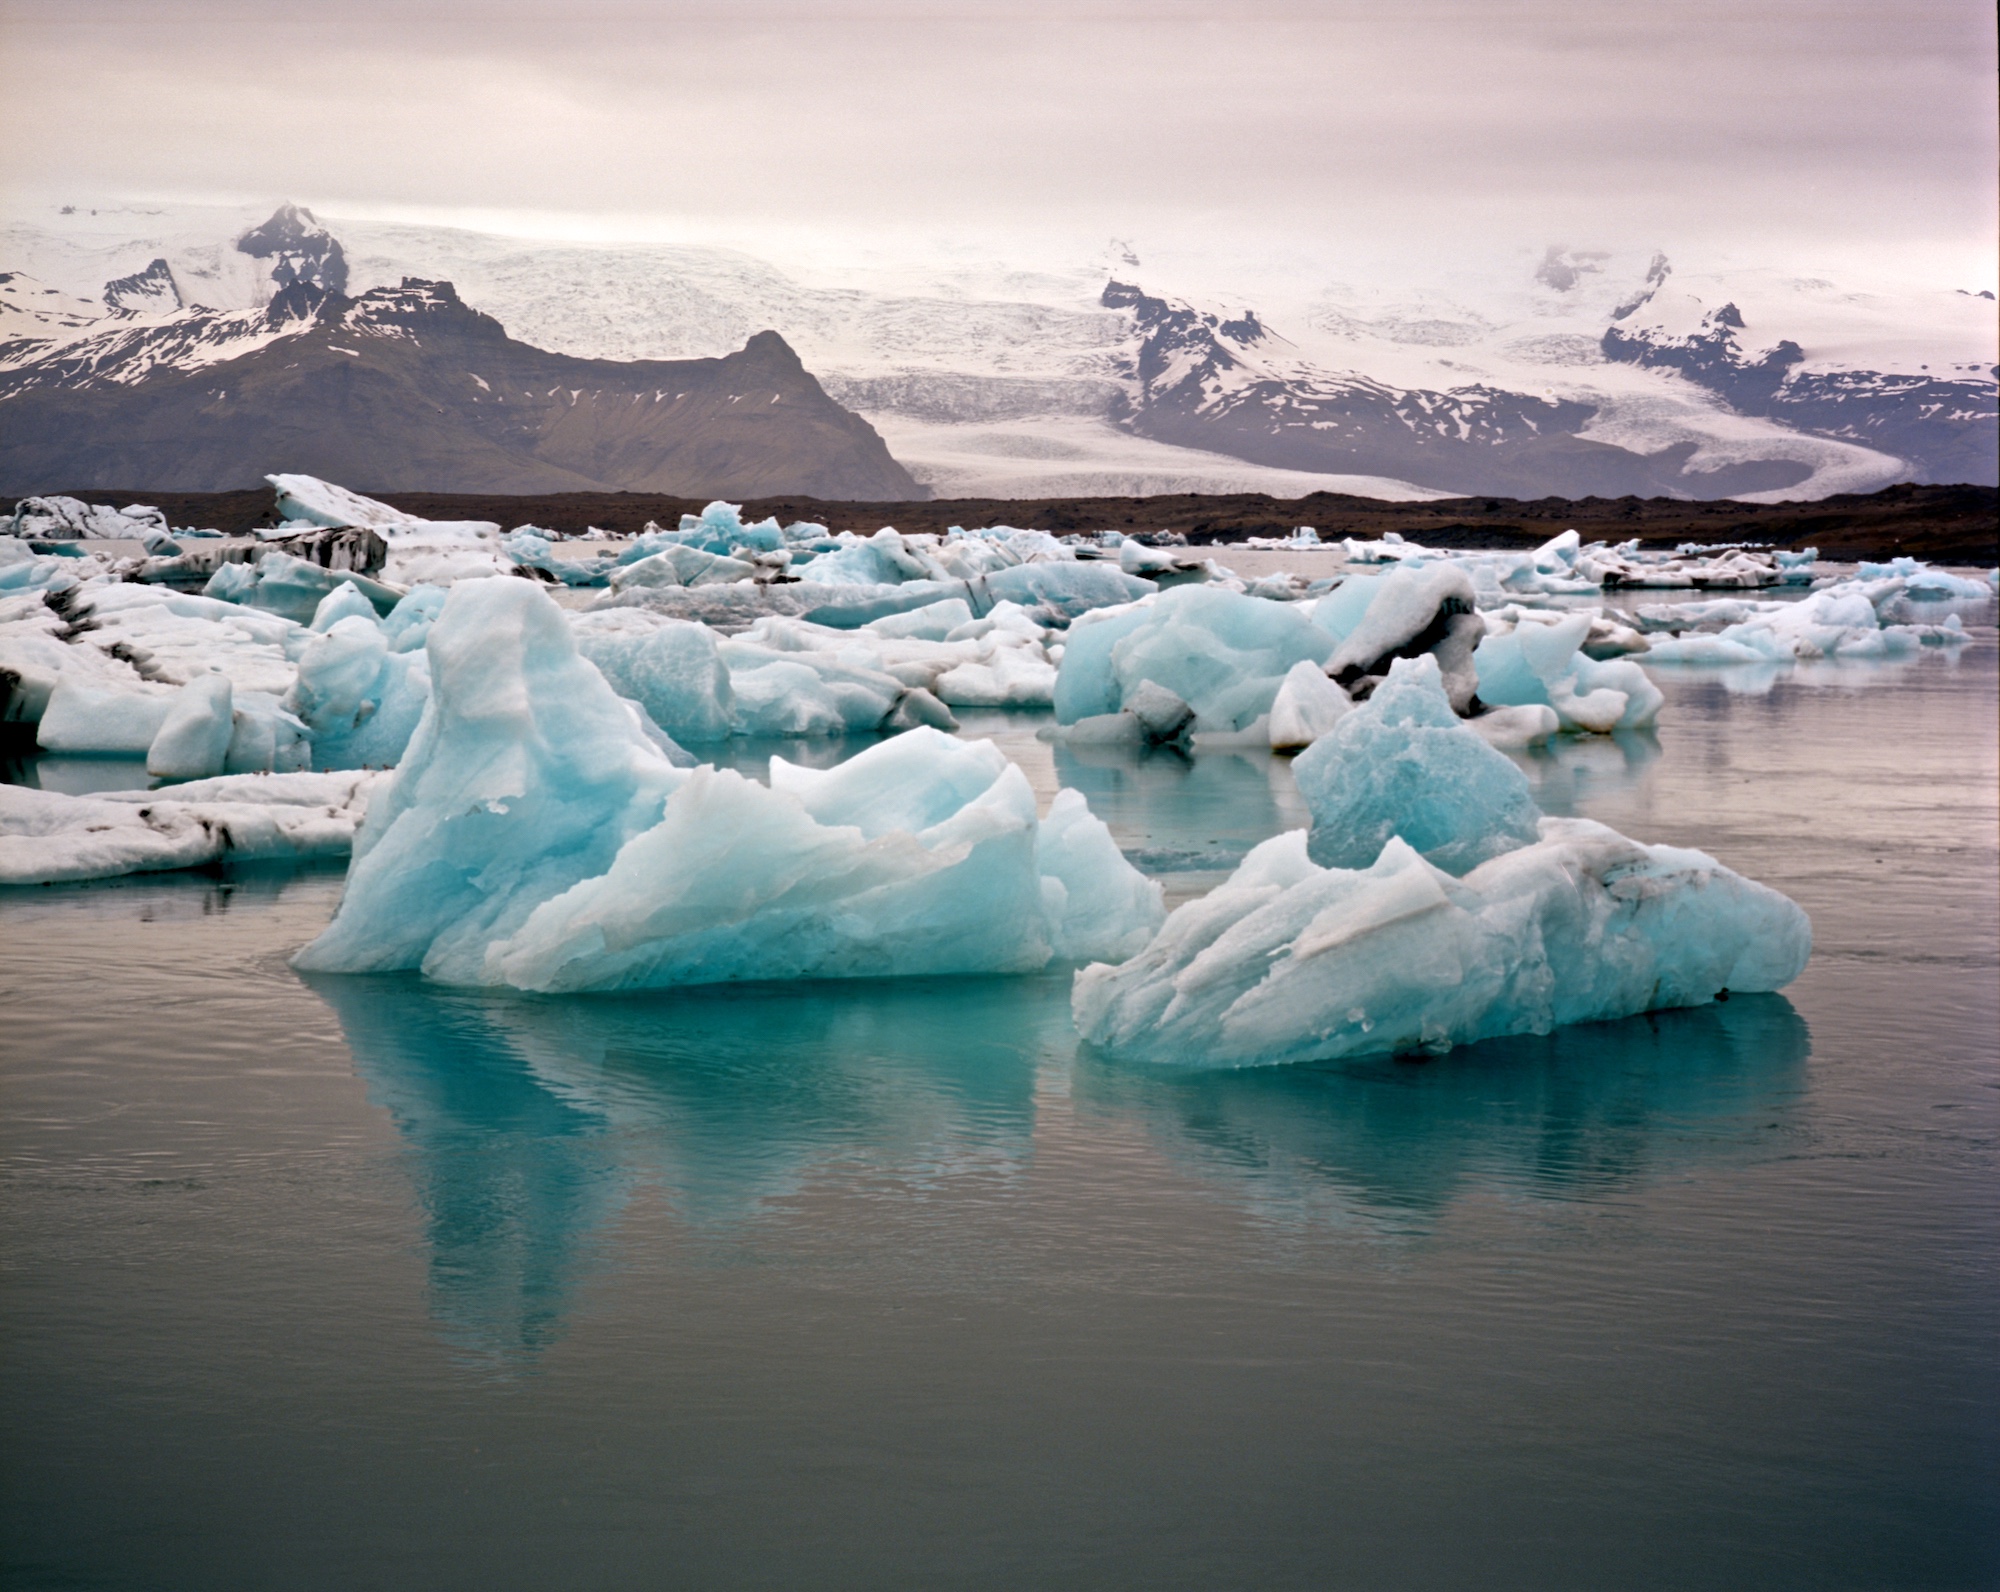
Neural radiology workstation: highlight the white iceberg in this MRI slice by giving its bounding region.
[1267,659,1352,750]
[146,673,236,780]
[1072,820,1811,1069]
[0,771,383,886]
[1641,576,1973,665]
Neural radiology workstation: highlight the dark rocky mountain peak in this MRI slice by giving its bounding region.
[0,267,922,499]
[235,203,349,296]
[1610,252,1674,322]
[341,278,508,344]
[1603,300,1805,408]
[102,258,183,316]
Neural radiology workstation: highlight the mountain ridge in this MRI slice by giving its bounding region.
[0,249,924,500]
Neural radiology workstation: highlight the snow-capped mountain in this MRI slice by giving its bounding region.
[0,217,921,499]
[1098,279,1821,498]
[3,202,1993,500]
[1601,262,1997,485]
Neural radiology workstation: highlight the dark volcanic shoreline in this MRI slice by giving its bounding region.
[12,481,1995,563]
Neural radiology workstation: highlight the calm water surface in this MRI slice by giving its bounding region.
[2,642,1995,1591]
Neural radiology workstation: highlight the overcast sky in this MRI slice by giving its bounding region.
[2,0,1994,280]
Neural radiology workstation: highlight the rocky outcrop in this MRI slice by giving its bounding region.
[102,259,183,317]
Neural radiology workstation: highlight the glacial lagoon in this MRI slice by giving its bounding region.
[2,642,1995,1590]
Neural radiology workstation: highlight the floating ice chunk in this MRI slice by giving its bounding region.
[569,609,735,743]
[222,690,313,774]
[284,616,431,770]
[1293,655,1542,875]
[1466,704,1561,748]
[1268,660,1352,750]
[1327,564,1483,712]
[1641,576,1973,664]
[0,771,382,885]
[296,583,1155,989]
[1053,585,1333,732]
[1854,558,1993,600]
[863,598,976,641]
[36,675,175,755]
[933,642,1058,708]
[295,580,686,980]
[796,528,939,586]
[4,496,165,540]
[1037,787,1166,961]
[980,561,1154,623]
[1117,539,1185,576]
[230,551,401,623]
[147,674,235,780]
[610,545,758,590]
[483,730,1162,992]
[1072,818,1812,1068]
[309,580,382,633]
[1125,680,1196,745]
[1474,610,1663,731]
[267,475,411,532]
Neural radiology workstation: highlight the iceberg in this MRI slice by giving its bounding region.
[5,496,169,541]
[36,675,175,756]
[146,673,236,780]
[1053,585,1333,733]
[1072,820,1811,1069]
[296,579,1160,989]
[295,579,686,981]
[1473,610,1664,732]
[0,771,383,886]
[1324,564,1484,713]
[1641,577,1973,665]
[1272,664,1352,752]
[1291,655,1542,876]
[569,609,735,743]
[285,615,431,769]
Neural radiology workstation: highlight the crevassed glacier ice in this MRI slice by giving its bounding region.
[1292,655,1542,875]
[296,580,1161,990]
[1071,820,1812,1068]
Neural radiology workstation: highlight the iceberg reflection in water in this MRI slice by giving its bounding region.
[309,962,1808,1357]
[304,969,1060,1359]
[1076,993,1810,1229]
